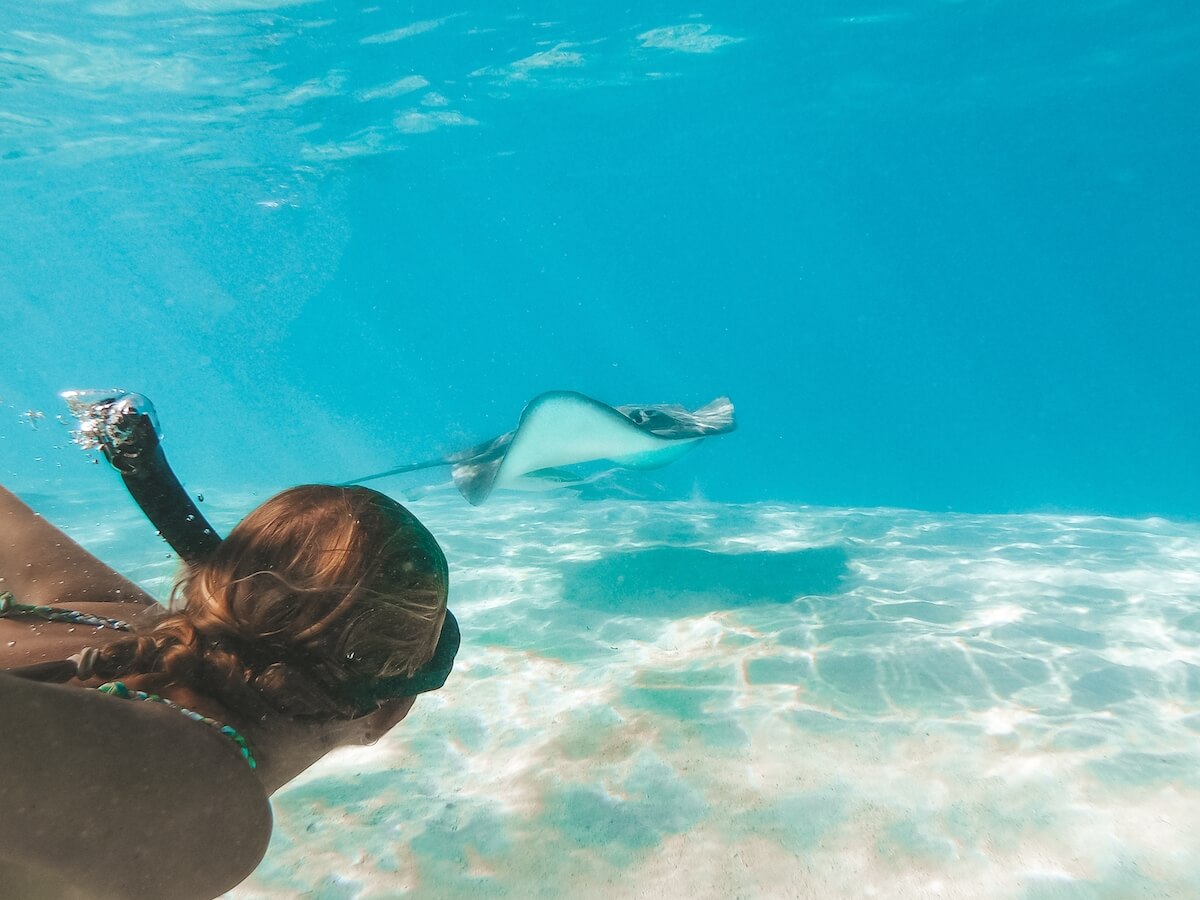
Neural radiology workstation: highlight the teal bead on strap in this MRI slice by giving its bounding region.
[97,681,133,699]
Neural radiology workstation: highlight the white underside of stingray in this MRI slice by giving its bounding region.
[347,391,736,505]
[494,394,701,488]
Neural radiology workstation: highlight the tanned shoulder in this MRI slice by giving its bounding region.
[0,673,272,900]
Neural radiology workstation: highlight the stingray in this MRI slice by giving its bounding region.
[346,391,736,505]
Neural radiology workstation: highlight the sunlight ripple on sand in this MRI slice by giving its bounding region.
[44,492,1199,898]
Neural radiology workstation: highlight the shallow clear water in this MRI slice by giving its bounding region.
[2,1,1200,898]
[29,490,1200,897]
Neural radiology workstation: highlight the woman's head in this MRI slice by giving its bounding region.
[85,485,450,719]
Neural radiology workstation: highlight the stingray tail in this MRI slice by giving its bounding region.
[340,458,451,486]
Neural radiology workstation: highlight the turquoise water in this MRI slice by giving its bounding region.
[2,2,1200,898]
[3,1,1198,515]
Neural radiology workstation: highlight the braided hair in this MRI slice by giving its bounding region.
[40,485,448,719]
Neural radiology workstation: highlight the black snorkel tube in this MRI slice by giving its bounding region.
[61,390,459,701]
[63,390,222,563]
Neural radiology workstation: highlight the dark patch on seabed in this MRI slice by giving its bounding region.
[559,545,850,616]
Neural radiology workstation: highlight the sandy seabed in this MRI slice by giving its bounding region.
[45,491,1200,899]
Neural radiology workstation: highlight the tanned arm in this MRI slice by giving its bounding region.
[0,485,157,608]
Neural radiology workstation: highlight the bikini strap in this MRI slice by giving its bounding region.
[97,681,256,769]
[1,590,127,683]
[0,591,135,631]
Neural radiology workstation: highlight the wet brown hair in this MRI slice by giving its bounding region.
[86,485,448,718]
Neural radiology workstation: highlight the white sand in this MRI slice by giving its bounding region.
[45,492,1200,898]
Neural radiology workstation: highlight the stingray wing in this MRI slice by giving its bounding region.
[456,392,735,504]
[614,395,736,439]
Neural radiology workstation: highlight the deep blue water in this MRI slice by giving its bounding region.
[2,1,1199,516]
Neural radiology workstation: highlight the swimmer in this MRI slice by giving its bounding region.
[0,483,457,900]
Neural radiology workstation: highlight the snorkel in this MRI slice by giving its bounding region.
[63,390,221,562]
[61,390,458,702]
